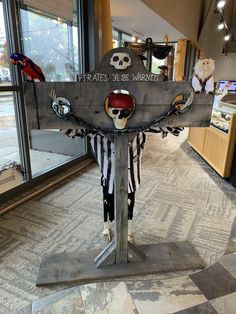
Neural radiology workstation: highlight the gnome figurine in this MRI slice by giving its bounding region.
[192,58,215,94]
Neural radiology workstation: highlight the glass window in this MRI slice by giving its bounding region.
[112,29,119,48]
[112,28,133,48]
[19,2,86,177]
[0,2,12,86]
[0,91,23,193]
[121,33,133,47]
[20,8,79,81]
[0,0,88,198]
[0,1,26,195]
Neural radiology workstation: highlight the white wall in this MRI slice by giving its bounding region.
[141,0,204,42]
[199,6,236,82]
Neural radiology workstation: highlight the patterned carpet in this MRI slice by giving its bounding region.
[0,129,236,313]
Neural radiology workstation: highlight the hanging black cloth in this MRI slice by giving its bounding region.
[125,37,173,60]
[152,45,173,59]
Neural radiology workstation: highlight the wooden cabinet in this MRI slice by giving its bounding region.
[188,127,206,153]
[188,113,236,177]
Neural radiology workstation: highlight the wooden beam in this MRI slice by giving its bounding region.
[36,241,205,286]
[174,39,188,81]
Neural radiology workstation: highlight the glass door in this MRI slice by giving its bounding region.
[19,1,86,177]
[0,0,87,199]
[0,1,23,193]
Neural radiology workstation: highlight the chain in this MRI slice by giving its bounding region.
[59,106,177,135]
[52,89,194,136]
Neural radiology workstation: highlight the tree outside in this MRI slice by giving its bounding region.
[20,8,79,81]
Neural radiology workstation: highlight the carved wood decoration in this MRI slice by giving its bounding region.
[24,47,213,133]
[26,47,214,286]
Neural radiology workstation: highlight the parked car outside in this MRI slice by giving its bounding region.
[0,67,10,82]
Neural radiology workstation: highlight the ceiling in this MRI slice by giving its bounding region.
[110,0,185,42]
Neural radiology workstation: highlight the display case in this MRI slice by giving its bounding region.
[210,108,231,133]
[188,94,236,179]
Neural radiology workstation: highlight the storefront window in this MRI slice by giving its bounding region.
[0,91,23,193]
[112,28,133,48]
[121,33,133,47]
[19,1,86,177]
[0,2,23,194]
[0,0,87,198]
[112,29,119,48]
[20,7,79,81]
[0,2,12,86]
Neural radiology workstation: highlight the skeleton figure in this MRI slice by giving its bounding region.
[110,52,132,70]
[61,126,183,244]
[105,92,135,129]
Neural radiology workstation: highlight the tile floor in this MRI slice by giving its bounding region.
[15,232,236,314]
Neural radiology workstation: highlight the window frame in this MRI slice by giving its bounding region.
[0,0,91,205]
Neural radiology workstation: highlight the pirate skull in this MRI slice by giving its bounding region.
[105,92,135,129]
[110,52,131,70]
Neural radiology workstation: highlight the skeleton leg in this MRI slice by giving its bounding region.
[128,192,135,244]
[128,219,134,244]
[102,220,112,242]
[102,187,114,242]
[102,187,135,243]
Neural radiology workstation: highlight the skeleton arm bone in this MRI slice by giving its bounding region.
[60,128,88,138]
[147,126,184,137]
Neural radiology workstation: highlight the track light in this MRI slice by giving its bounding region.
[217,0,226,9]
[224,33,231,41]
[218,21,225,29]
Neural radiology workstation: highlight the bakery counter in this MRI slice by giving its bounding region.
[188,99,236,178]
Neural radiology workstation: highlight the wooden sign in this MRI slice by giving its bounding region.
[24,47,214,132]
[31,47,213,286]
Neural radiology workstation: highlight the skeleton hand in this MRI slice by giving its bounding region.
[128,220,135,244]
[152,126,184,137]
[128,233,135,244]
[167,127,184,136]
[102,221,112,242]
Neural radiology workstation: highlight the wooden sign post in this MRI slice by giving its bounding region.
[23,47,213,286]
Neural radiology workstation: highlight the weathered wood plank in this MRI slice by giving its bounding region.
[31,47,213,279]
[114,136,129,263]
[94,240,116,267]
[24,81,213,130]
[36,241,205,286]
[23,47,214,131]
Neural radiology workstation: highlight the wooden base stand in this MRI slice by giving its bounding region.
[36,137,205,287]
[36,241,205,286]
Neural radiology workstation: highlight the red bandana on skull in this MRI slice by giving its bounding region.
[104,93,136,129]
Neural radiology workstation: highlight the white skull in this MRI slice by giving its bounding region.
[108,107,132,129]
[110,53,131,70]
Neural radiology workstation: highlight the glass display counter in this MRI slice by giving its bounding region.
[211,109,231,133]
[188,94,236,179]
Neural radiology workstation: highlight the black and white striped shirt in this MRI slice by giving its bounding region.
[90,132,146,193]
[61,127,182,194]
